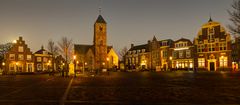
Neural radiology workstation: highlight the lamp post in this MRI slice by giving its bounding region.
[2,62,5,75]
[16,62,18,73]
[106,57,109,70]
[62,62,65,77]
[73,55,76,77]
[169,56,172,71]
[84,62,87,74]
[221,56,224,71]
[47,62,50,75]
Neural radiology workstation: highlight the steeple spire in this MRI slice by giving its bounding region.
[208,13,213,22]
[99,7,102,15]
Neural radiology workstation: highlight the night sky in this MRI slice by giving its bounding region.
[0,0,233,53]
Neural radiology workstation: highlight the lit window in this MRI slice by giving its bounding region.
[27,55,32,60]
[18,46,24,52]
[198,58,205,67]
[9,54,15,60]
[18,54,24,60]
[186,50,191,58]
[219,56,227,67]
[179,50,183,58]
[37,57,42,62]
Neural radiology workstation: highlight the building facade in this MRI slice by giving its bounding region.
[34,46,53,72]
[159,39,174,71]
[125,44,149,71]
[171,38,195,70]
[194,18,232,71]
[4,37,34,73]
[231,37,240,70]
[74,14,118,71]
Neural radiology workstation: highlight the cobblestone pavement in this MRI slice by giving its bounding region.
[0,71,240,105]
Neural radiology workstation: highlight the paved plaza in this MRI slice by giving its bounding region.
[0,71,239,105]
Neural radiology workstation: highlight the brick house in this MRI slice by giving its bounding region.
[4,37,34,73]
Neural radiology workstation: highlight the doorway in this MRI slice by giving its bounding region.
[210,62,215,71]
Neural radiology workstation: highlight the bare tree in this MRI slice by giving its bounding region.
[228,0,240,36]
[0,43,13,68]
[118,46,128,61]
[47,39,59,73]
[58,37,73,76]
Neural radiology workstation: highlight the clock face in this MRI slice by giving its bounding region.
[99,26,103,31]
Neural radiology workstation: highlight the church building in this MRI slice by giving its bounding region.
[74,14,118,71]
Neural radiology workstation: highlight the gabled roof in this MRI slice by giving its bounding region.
[34,47,52,55]
[107,46,113,53]
[175,38,192,43]
[74,44,92,54]
[95,15,106,24]
[129,44,149,52]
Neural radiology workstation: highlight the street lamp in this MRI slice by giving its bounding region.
[106,57,109,70]
[221,56,224,71]
[2,62,5,75]
[73,55,76,77]
[47,62,50,73]
[16,62,18,72]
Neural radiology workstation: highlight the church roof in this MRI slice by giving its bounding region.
[107,46,113,53]
[74,44,92,54]
[95,15,106,24]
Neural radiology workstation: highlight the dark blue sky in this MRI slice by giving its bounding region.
[0,0,233,52]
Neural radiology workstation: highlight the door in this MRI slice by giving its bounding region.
[210,62,215,71]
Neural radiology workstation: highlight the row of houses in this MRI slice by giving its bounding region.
[124,18,235,71]
[1,36,64,74]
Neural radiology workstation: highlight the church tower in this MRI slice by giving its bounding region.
[93,14,107,70]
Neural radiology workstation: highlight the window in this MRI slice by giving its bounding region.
[219,43,227,51]
[179,50,183,58]
[162,41,168,46]
[208,44,215,52]
[37,64,42,70]
[37,57,42,62]
[163,50,168,58]
[10,63,15,71]
[219,56,227,67]
[18,46,24,52]
[186,50,191,58]
[9,54,15,60]
[27,55,32,60]
[198,44,204,52]
[18,54,24,60]
[43,57,48,62]
[173,51,177,58]
[198,58,205,67]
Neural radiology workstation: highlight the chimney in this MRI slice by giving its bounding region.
[131,44,134,48]
[19,36,23,41]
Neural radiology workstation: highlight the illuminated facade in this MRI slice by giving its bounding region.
[4,37,34,73]
[74,15,118,71]
[125,44,149,70]
[34,46,53,72]
[159,39,174,71]
[171,38,195,70]
[194,18,232,71]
